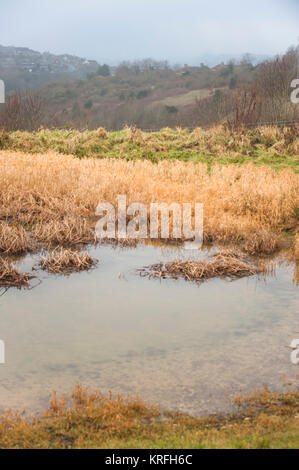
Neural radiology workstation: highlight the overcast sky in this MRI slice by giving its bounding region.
[1,0,298,63]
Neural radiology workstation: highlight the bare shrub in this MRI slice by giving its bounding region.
[227,47,298,128]
[227,84,262,129]
[195,90,230,126]
[0,90,44,131]
[257,47,299,123]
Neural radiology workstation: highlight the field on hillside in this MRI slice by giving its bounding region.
[36,61,256,129]
[151,88,222,107]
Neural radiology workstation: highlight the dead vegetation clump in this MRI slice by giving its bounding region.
[138,250,266,283]
[0,222,30,254]
[0,383,298,449]
[99,237,140,249]
[37,248,98,274]
[95,127,108,139]
[32,217,96,247]
[0,257,34,287]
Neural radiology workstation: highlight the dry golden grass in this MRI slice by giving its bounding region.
[0,150,298,254]
[37,248,98,274]
[203,218,280,255]
[0,257,34,287]
[33,216,96,246]
[138,250,266,282]
[0,222,30,254]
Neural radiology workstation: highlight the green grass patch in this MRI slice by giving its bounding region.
[0,125,298,172]
[0,385,298,449]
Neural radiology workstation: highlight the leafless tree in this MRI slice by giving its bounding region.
[0,90,44,131]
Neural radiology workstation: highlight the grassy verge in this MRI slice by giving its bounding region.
[0,385,298,449]
[0,125,298,171]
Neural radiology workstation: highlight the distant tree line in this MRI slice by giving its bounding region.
[195,46,299,128]
[0,46,298,131]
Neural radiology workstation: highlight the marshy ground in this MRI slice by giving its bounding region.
[0,125,298,448]
[0,127,298,261]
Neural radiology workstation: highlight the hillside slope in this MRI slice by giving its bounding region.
[38,62,257,129]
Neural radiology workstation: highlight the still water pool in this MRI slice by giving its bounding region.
[0,244,298,415]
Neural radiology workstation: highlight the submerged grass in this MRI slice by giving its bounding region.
[0,257,34,288]
[0,384,298,449]
[138,250,266,282]
[37,248,98,274]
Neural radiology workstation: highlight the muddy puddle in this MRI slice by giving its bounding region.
[0,243,298,416]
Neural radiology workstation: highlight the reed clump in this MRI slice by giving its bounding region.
[138,250,266,282]
[0,222,30,254]
[37,248,98,274]
[0,257,34,287]
[203,218,281,255]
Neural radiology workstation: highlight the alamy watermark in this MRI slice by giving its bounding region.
[0,340,4,364]
[95,195,203,249]
[0,79,5,104]
[290,79,299,104]
[290,339,299,365]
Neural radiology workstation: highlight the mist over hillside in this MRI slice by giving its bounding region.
[0,43,272,92]
[0,43,298,131]
[0,45,99,91]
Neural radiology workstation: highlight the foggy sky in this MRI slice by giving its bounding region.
[1,0,298,63]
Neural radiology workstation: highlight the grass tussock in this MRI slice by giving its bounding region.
[295,235,299,261]
[33,217,96,246]
[0,384,298,449]
[0,257,34,287]
[37,248,98,274]
[0,149,297,255]
[0,222,30,255]
[138,250,266,282]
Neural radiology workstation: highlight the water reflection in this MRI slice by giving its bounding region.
[0,244,298,415]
